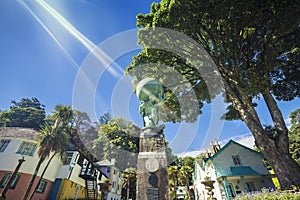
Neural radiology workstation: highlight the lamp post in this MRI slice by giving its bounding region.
[0,156,26,199]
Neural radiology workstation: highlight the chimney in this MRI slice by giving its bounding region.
[111,158,116,166]
[215,140,221,152]
[205,149,210,158]
[210,141,216,155]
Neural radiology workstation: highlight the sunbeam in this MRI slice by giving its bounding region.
[20,0,123,78]
[36,0,122,78]
[18,0,102,95]
[17,0,79,69]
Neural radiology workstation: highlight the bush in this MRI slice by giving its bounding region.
[235,190,300,200]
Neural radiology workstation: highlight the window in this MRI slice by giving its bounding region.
[62,152,74,165]
[118,183,121,192]
[0,173,20,189]
[106,167,111,174]
[77,155,84,166]
[0,139,11,152]
[246,182,256,192]
[16,141,36,156]
[232,155,242,166]
[36,180,47,193]
[112,181,115,188]
[228,183,236,197]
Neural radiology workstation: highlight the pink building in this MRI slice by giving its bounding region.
[0,127,60,200]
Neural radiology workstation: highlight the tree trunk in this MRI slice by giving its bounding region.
[256,134,300,188]
[223,76,300,188]
[126,178,130,200]
[239,93,300,188]
[28,153,57,200]
[243,111,300,188]
[185,177,191,200]
[259,91,300,188]
[22,156,44,200]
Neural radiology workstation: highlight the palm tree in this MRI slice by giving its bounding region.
[178,166,193,200]
[22,105,73,200]
[28,124,70,200]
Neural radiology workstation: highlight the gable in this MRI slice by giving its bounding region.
[209,140,262,161]
[207,140,269,177]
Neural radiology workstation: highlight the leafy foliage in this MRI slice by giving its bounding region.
[289,108,300,166]
[93,117,140,170]
[168,156,195,200]
[126,0,300,187]
[93,114,178,170]
[127,0,300,122]
[0,97,45,130]
[168,165,179,199]
[24,105,73,200]
[72,110,99,150]
[121,168,137,200]
[235,189,300,200]
[178,165,194,200]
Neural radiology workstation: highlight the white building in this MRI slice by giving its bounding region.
[193,140,275,200]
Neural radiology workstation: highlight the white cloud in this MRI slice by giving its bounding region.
[221,133,255,149]
[284,117,292,130]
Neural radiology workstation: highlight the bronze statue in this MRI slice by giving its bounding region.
[136,78,164,127]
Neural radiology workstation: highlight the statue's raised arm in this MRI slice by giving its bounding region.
[136,78,164,127]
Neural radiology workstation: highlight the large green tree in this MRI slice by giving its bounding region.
[289,108,300,166]
[72,110,99,150]
[178,165,194,200]
[93,115,178,170]
[168,165,179,200]
[121,168,137,200]
[0,98,45,130]
[168,157,195,200]
[93,117,140,170]
[126,0,300,187]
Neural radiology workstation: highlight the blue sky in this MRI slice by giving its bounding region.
[0,0,299,154]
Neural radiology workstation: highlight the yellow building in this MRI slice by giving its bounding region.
[96,159,122,200]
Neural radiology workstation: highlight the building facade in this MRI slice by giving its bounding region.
[0,127,120,200]
[0,127,61,200]
[97,159,122,200]
[193,140,275,200]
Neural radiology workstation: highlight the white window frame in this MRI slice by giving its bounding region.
[0,139,11,152]
[62,151,74,165]
[0,173,20,189]
[16,141,37,156]
[36,180,47,193]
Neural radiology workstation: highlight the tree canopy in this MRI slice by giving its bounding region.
[93,117,140,170]
[93,115,177,170]
[0,97,45,130]
[126,0,300,187]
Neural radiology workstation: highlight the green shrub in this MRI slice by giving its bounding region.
[235,190,300,200]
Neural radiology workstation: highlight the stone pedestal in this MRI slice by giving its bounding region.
[136,127,169,200]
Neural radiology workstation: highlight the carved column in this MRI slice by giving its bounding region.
[136,127,169,200]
